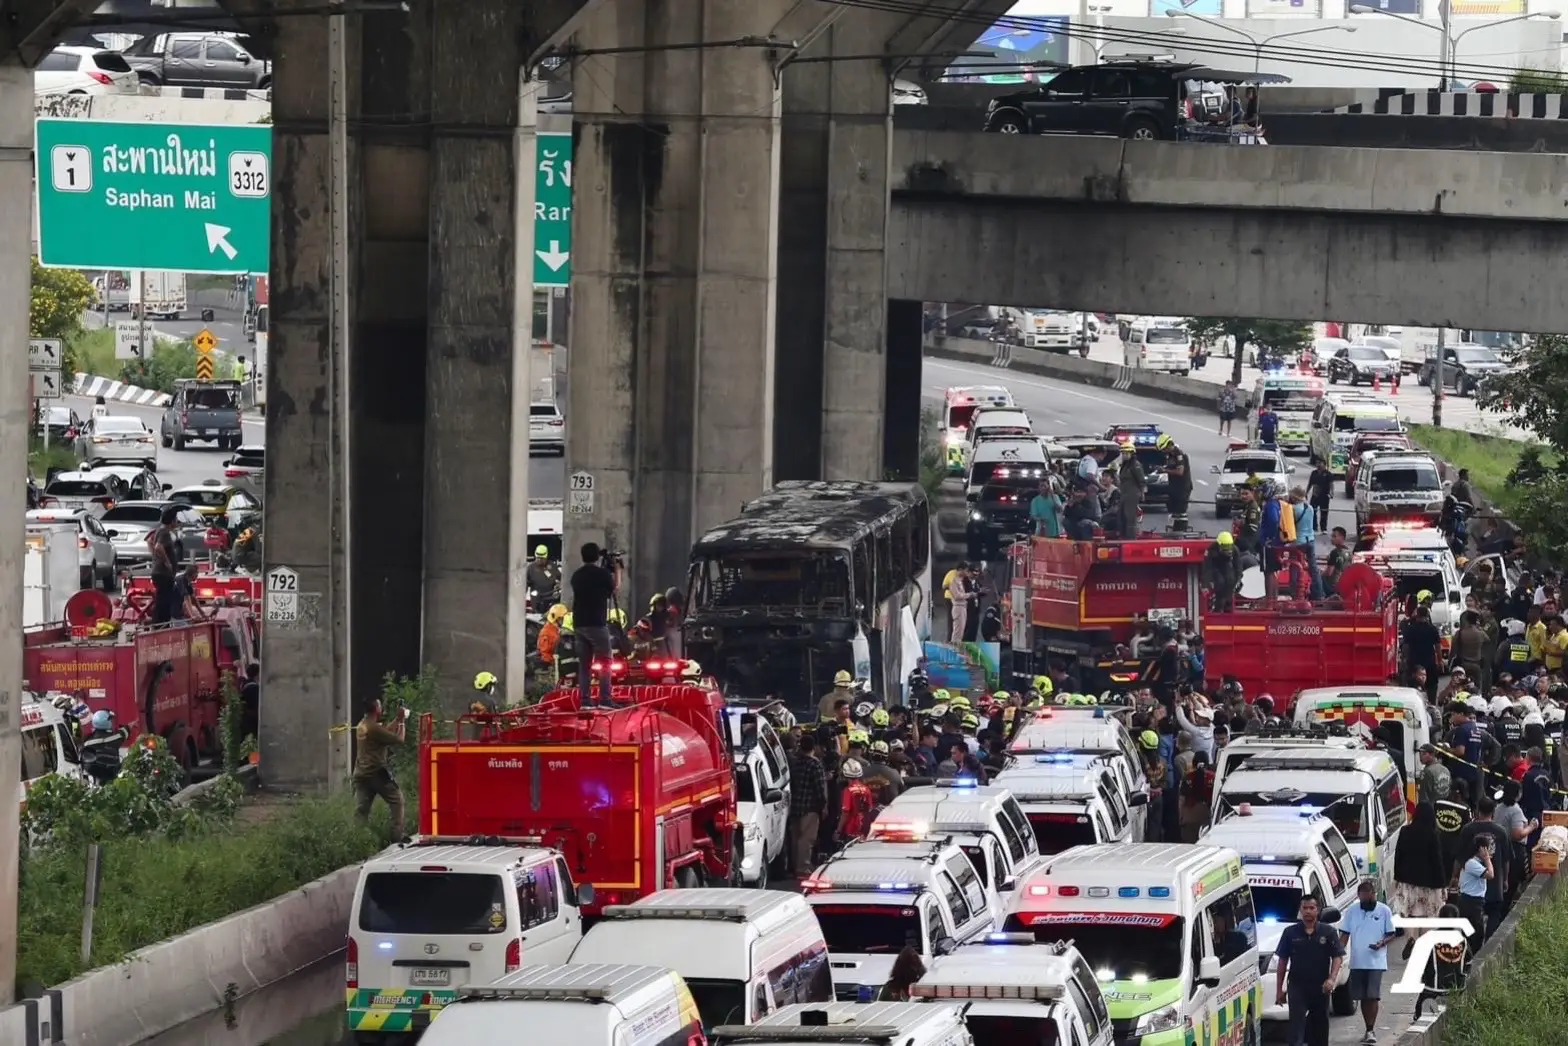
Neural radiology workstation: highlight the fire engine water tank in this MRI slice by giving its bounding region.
[599,706,723,803]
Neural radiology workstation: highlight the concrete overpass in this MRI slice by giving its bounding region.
[887,131,1568,332]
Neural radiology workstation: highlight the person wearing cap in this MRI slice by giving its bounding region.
[1416,743,1451,809]
[81,709,130,785]
[1202,531,1241,613]
[1116,441,1146,538]
[1138,729,1167,842]
[525,543,560,600]
[863,739,903,801]
[837,758,877,842]
[818,669,856,722]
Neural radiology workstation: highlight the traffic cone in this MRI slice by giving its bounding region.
[1372,373,1382,393]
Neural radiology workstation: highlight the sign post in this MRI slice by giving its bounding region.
[29,341,64,451]
[533,131,572,289]
[568,470,595,514]
[114,322,143,360]
[265,566,299,625]
[35,119,272,274]
[193,327,217,382]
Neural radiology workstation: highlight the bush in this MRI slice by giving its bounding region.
[29,439,79,481]
[70,327,116,380]
[1440,883,1568,1046]
[919,405,945,497]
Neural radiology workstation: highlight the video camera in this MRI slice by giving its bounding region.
[599,547,626,568]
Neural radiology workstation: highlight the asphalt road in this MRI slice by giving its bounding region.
[81,303,249,360]
[61,392,262,491]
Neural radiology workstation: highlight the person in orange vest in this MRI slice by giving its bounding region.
[837,758,877,843]
[537,604,567,667]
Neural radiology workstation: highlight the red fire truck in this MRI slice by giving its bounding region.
[21,591,250,769]
[417,683,736,917]
[1006,536,1399,701]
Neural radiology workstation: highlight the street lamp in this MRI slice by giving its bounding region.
[1166,9,1356,72]
[1349,4,1560,87]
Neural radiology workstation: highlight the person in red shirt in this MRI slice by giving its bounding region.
[1504,745,1529,783]
[838,758,877,842]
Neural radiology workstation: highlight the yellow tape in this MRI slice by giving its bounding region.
[1441,748,1568,799]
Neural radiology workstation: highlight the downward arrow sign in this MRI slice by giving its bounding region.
[536,241,570,272]
[205,223,239,261]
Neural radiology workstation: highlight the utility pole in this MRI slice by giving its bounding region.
[138,271,150,363]
[1432,327,1446,428]
[326,2,352,785]
[506,74,541,706]
[0,61,30,1005]
[1438,0,1452,87]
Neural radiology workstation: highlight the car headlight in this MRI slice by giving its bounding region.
[1425,500,1443,512]
[1134,1003,1183,1036]
[971,511,983,521]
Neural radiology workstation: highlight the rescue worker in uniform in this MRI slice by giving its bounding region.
[554,613,580,685]
[819,669,856,722]
[1159,435,1192,532]
[607,607,634,657]
[472,671,500,711]
[1203,531,1241,613]
[1497,619,1531,679]
[81,710,130,786]
[525,544,560,600]
[537,603,567,670]
[353,698,408,838]
[1116,441,1146,538]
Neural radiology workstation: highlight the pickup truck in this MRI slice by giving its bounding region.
[118,32,271,91]
[161,380,243,451]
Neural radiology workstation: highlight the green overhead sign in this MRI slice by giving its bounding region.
[35,118,271,274]
[533,131,572,288]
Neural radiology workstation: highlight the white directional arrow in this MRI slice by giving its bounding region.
[536,241,570,272]
[205,223,239,261]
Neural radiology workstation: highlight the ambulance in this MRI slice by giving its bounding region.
[713,1002,974,1046]
[992,753,1140,854]
[911,935,1115,1045]
[943,387,1015,473]
[19,698,86,811]
[1005,844,1263,1046]
[1248,370,1323,455]
[1291,687,1435,806]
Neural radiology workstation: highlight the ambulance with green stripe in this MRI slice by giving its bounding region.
[1005,844,1263,1046]
[1248,371,1323,455]
[346,842,588,1039]
[1310,394,1402,476]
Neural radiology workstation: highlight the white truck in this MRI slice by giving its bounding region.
[25,527,84,628]
[1006,308,1089,353]
[96,271,187,320]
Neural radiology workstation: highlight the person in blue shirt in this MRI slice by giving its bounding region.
[1030,479,1064,538]
[1275,895,1344,1046]
[1289,487,1324,599]
[1456,835,1494,945]
[1257,403,1279,447]
[1339,879,1396,1045]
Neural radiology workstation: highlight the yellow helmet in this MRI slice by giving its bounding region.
[1119,440,1135,452]
[1215,531,1234,547]
[473,671,498,691]
[1139,729,1159,750]
[848,729,870,745]
[1031,675,1053,695]
[933,688,951,702]
[1026,696,1045,710]
[961,713,980,729]
[992,690,1010,702]
[534,544,550,558]
[949,693,973,710]
[1417,590,1434,604]
[871,708,891,727]
[1156,433,1174,450]
[547,603,568,623]
[835,669,853,686]
[562,613,575,631]
[608,608,627,626]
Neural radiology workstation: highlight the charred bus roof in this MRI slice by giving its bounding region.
[691,480,927,554]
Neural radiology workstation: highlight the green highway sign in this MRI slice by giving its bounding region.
[35,119,270,274]
[534,131,572,288]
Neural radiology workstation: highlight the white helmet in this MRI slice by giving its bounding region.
[1504,618,1527,636]
[1520,696,1541,715]
[1490,696,1513,716]
[841,757,865,780]
[1467,693,1491,712]
[1524,712,1546,727]
[1546,706,1566,725]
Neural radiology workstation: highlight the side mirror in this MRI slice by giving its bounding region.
[999,876,1018,892]
[933,935,958,956]
[1287,464,1298,474]
[1320,906,1343,925]
[1197,956,1222,986]
[1209,464,1221,474]
[238,53,252,64]
[162,483,172,492]
[762,788,785,804]
[576,883,596,908]
[222,460,231,468]
[1127,791,1150,807]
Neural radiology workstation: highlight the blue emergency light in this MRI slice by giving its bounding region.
[1118,887,1140,898]
[1035,753,1077,764]
[1148,887,1172,898]
[1093,708,1106,719]
[878,882,918,891]
[952,776,978,788]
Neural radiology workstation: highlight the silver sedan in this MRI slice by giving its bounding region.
[74,415,159,469]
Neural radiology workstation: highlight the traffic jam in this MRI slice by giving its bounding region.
[314,351,1559,1046]
[21,378,265,795]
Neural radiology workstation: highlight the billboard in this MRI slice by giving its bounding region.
[1448,0,1523,11]
[1352,0,1422,11]
[948,8,1070,82]
[1150,0,1224,15]
[1246,0,1323,13]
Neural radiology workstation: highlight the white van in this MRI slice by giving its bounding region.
[1353,531,1468,646]
[993,754,1140,855]
[19,699,86,811]
[869,781,1041,916]
[418,964,704,1046]
[1007,844,1263,1046]
[1210,733,1369,806]
[912,936,1114,1046]
[347,843,589,1036]
[568,889,831,1026]
[1292,687,1436,804]
[803,839,994,999]
[1121,317,1191,375]
[723,708,791,886]
[1007,713,1148,840]
[943,386,1015,451]
[964,437,1047,502]
[712,1002,974,1046]
[1214,747,1406,899]
[1200,807,1362,1022]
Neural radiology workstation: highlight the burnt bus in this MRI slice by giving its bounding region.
[685,481,932,713]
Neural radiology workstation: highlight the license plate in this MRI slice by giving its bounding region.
[408,967,450,987]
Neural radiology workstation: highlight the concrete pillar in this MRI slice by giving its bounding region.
[568,0,784,602]
[260,6,343,789]
[819,20,893,481]
[0,60,30,1006]
[421,0,525,704]
[884,299,924,481]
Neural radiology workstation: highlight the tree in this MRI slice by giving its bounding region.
[30,259,95,376]
[1185,318,1313,386]
[1474,334,1568,562]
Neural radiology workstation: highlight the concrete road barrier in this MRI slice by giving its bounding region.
[46,863,363,1046]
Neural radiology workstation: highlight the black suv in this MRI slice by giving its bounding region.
[985,61,1267,140]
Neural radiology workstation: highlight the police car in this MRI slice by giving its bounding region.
[1209,442,1293,518]
[1102,424,1170,505]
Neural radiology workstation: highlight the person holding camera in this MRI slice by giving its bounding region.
[353,698,408,838]
[571,542,623,707]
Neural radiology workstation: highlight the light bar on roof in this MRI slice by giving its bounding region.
[601,904,749,921]
[911,982,1066,1001]
[460,984,613,1001]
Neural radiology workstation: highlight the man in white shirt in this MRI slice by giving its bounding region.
[90,395,107,420]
